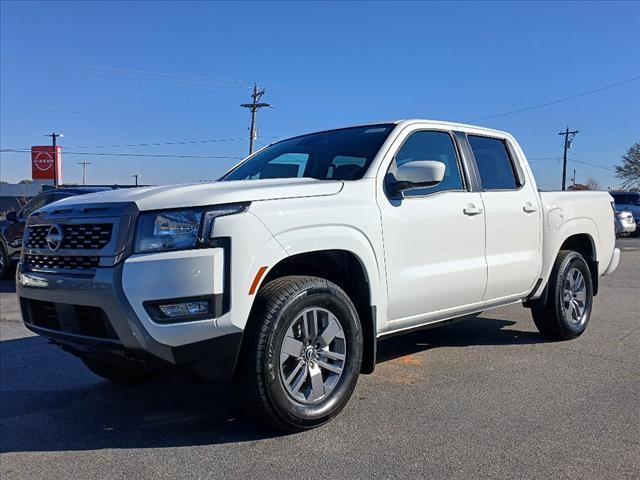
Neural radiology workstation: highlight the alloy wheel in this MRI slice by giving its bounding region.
[278,307,347,404]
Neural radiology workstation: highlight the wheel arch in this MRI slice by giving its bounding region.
[249,248,379,374]
[557,232,599,296]
[527,221,601,307]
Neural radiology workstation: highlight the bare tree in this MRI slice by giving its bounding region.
[615,142,640,190]
[585,177,601,190]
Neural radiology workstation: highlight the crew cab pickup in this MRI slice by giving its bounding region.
[17,120,620,431]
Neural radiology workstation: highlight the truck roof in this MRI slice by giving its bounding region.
[392,119,510,137]
[289,119,511,140]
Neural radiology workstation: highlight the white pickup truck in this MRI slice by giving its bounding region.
[17,119,620,431]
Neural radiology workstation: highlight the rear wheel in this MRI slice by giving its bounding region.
[532,250,593,340]
[235,275,363,431]
[81,357,157,385]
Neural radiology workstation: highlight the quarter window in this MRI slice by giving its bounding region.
[392,131,464,196]
[468,135,520,190]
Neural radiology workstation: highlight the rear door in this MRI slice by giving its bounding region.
[466,135,541,300]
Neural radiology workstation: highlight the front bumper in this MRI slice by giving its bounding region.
[17,261,243,380]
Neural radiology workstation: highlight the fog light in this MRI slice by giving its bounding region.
[158,300,209,318]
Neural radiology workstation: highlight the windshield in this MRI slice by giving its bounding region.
[221,124,395,181]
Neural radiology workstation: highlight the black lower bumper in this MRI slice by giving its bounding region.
[17,263,243,381]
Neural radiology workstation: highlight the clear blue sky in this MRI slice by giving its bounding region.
[1,1,639,189]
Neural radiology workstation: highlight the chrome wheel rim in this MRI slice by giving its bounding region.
[279,307,347,405]
[562,268,587,325]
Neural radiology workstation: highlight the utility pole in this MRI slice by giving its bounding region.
[241,83,271,155]
[77,160,91,186]
[132,174,140,186]
[45,132,63,188]
[571,168,576,190]
[559,126,579,191]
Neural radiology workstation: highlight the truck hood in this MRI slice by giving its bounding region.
[46,178,344,211]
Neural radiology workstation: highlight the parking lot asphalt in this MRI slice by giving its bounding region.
[1,238,638,479]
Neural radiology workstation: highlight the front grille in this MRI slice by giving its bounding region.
[75,305,118,339]
[27,223,113,250]
[23,254,100,271]
[25,299,118,340]
[28,299,60,330]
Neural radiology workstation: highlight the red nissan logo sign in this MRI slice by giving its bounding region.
[33,151,54,171]
[31,146,62,180]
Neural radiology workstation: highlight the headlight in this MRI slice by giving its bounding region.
[134,203,248,254]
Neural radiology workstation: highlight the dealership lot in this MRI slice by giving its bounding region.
[1,238,638,479]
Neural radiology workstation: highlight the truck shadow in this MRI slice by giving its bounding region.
[376,316,544,363]
[0,316,543,453]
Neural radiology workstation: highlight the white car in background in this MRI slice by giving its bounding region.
[615,210,637,237]
[611,191,640,236]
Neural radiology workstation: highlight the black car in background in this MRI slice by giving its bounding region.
[0,187,114,279]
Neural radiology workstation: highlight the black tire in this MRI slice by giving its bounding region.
[235,275,363,432]
[0,242,11,280]
[81,357,156,385]
[532,250,593,340]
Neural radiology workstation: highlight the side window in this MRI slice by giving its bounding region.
[19,194,51,219]
[468,135,520,190]
[246,153,310,179]
[392,131,464,196]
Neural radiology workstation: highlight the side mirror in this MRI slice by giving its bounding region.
[394,160,446,192]
[5,211,17,222]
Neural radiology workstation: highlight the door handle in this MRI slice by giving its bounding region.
[463,204,483,216]
[523,202,538,213]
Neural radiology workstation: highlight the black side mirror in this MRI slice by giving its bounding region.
[5,211,17,222]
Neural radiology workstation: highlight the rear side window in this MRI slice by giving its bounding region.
[468,135,520,190]
[393,130,465,196]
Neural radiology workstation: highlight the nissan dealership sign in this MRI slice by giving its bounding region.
[31,146,62,182]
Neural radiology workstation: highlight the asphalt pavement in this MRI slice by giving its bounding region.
[1,238,639,479]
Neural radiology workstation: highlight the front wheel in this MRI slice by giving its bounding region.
[532,250,593,340]
[235,275,363,431]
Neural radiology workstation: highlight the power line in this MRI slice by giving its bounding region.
[0,148,241,160]
[68,136,277,149]
[1,58,357,104]
[568,157,615,172]
[1,135,280,152]
[469,75,640,122]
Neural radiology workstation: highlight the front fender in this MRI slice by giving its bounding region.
[267,224,388,332]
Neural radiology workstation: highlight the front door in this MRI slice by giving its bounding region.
[378,130,487,325]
